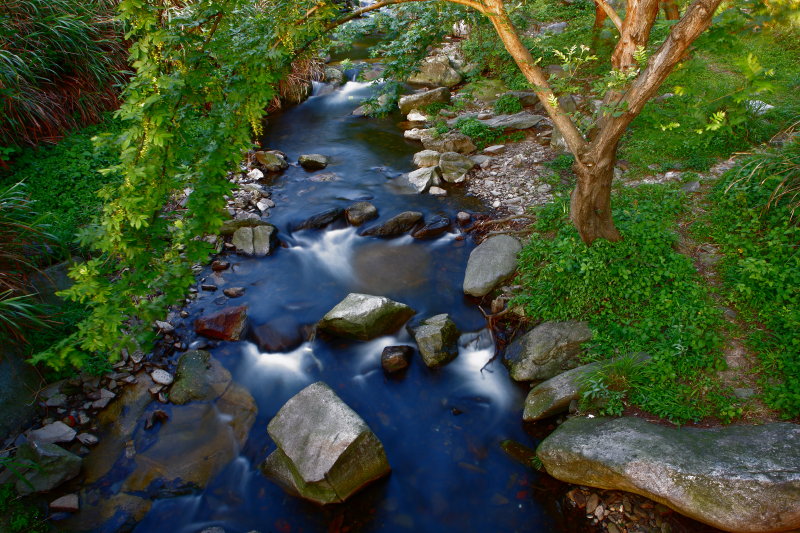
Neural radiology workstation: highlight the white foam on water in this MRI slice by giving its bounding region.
[240,341,319,379]
[447,330,514,410]
[323,80,371,105]
[290,227,359,282]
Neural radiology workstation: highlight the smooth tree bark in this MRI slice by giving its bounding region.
[324,0,723,244]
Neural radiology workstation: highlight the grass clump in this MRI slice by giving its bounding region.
[0,483,49,533]
[493,94,523,115]
[513,186,734,424]
[698,138,800,418]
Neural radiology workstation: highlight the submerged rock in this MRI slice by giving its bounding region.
[261,382,391,504]
[294,207,344,231]
[15,441,82,495]
[438,151,475,183]
[537,416,800,533]
[381,345,413,374]
[398,87,451,114]
[411,215,451,240]
[298,154,330,170]
[345,201,378,226]
[318,293,415,341]
[410,314,460,368]
[194,305,248,341]
[503,321,592,382]
[251,315,305,353]
[169,350,231,405]
[361,211,423,238]
[462,235,521,297]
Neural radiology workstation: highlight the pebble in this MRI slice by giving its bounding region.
[154,320,174,332]
[428,186,447,196]
[201,284,218,291]
[211,260,230,272]
[456,211,471,225]
[150,369,174,386]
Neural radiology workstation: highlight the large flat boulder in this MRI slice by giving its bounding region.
[410,314,460,368]
[407,56,462,87]
[398,87,450,115]
[15,441,82,495]
[318,293,415,341]
[503,320,592,381]
[169,350,232,405]
[462,235,521,297]
[421,131,476,154]
[481,112,545,130]
[537,416,800,533]
[261,382,391,504]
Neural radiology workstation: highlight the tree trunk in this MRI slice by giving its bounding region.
[571,150,622,244]
[662,0,680,19]
[594,3,608,29]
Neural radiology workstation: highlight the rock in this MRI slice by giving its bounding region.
[324,66,345,85]
[411,215,451,239]
[404,127,435,141]
[537,416,800,533]
[219,217,269,236]
[261,382,391,504]
[251,316,304,352]
[345,201,378,226]
[398,87,451,115]
[150,369,174,386]
[154,320,174,333]
[471,154,491,168]
[254,151,288,172]
[462,235,522,297]
[481,112,545,130]
[410,314,460,368]
[428,186,447,196]
[439,151,475,183]
[76,433,99,446]
[232,224,278,256]
[407,110,427,122]
[381,345,413,373]
[405,166,441,193]
[541,21,568,34]
[246,168,264,181]
[361,211,423,237]
[15,441,82,495]
[506,91,542,108]
[466,79,508,103]
[223,287,245,298]
[408,56,462,87]
[318,293,415,341]
[50,493,80,512]
[484,144,506,155]
[456,211,471,225]
[45,393,67,407]
[295,207,344,231]
[298,154,329,170]
[308,172,339,182]
[413,149,441,168]
[503,321,592,381]
[201,283,217,292]
[29,421,76,444]
[550,126,569,153]
[523,354,650,421]
[681,181,701,193]
[194,305,248,341]
[421,131,476,154]
[169,350,232,405]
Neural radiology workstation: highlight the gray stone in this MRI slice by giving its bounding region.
[413,149,441,168]
[470,154,491,168]
[550,126,569,153]
[466,79,508,103]
[506,91,543,109]
[361,211,423,238]
[503,321,592,381]
[411,216,451,240]
[422,131,476,154]
[150,369,174,386]
[298,154,329,170]
[169,350,232,405]
[381,345,413,374]
[261,382,391,504]
[410,314,460,368]
[523,354,650,421]
[681,181,701,193]
[223,286,245,298]
[232,224,277,256]
[219,217,269,236]
[29,421,76,445]
[345,202,378,226]
[77,433,99,446]
[318,293,415,341]
[255,151,288,172]
[439,152,475,183]
[404,127,436,141]
[407,110,427,122]
[295,208,344,231]
[50,493,80,512]
[408,56,462,87]
[537,416,800,533]
[462,235,522,297]
[541,21,568,34]
[398,87,451,115]
[15,441,82,495]
[406,166,441,193]
[428,186,447,196]
[481,112,545,130]
[484,144,506,155]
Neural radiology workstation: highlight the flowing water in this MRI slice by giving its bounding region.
[75,77,580,532]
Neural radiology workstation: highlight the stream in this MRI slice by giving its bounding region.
[69,74,581,532]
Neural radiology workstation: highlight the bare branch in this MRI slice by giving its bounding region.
[594,0,623,31]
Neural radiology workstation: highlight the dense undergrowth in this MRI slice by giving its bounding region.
[697,137,800,418]
[513,186,737,424]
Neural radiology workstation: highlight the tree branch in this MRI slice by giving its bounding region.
[594,0,623,31]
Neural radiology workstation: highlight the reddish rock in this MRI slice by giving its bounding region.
[194,305,248,341]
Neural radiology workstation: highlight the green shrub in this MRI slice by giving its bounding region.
[493,94,523,115]
[513,186,733,423]
[454,117,502,148]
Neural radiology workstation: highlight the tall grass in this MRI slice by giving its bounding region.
[0,0,127,147]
